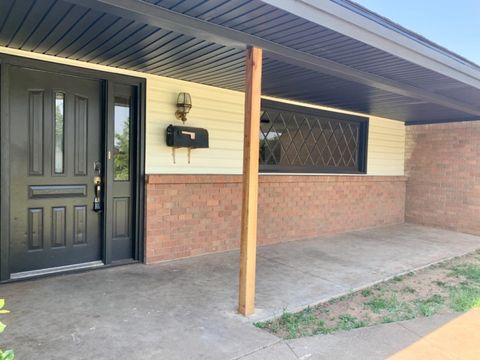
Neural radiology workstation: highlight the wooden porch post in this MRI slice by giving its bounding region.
[239,46,263,316]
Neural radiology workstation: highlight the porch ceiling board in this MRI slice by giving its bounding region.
[261,59,478,122]
[150,0,471,88]
[1,0,480,123]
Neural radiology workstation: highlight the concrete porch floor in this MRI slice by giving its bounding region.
[2,223,480,359]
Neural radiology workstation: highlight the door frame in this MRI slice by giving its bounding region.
[0,54,146,280]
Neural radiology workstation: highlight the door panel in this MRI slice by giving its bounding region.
[9,67,103,274]
[110,84,135,261]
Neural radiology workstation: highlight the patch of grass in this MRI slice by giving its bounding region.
[364,295,416,321]
[450,264,480,283]
[449,285,480,312]
[336,314,368,331]
[258,308,334,339]
[402,287,416,294]
[279,309,315,338]
[415,295,445,317]
[361,289,373,297]
[254,321,267,329]
[311,322,333,336]
[364,297,389,313]
[433,280,447,288]
[392,276,403,282]
[382,316,394,324]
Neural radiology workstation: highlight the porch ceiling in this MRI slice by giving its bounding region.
[1,0,480,123]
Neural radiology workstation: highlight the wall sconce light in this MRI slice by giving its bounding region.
[175,92,192,123]
[260,110,270,123]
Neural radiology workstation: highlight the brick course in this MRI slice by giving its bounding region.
[145,175,406,263]
[405,121,480,235]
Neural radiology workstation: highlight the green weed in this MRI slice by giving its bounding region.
[449,264,480,283]
[415,295,445,317]
[259,307,334,339]
[449,285,480,312]
[361,289,373,297]
[364,297,389,313]
[364,295,415,321]
[336,314,368,331]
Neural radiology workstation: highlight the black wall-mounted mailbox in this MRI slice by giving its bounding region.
[166,125,209,149]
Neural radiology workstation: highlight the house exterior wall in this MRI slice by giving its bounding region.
[147,79,406,176]
[0,47,406,177]
[405,121,480,235]
[146,175,406,262]
[1,47,407,263]
[146,76,245,174]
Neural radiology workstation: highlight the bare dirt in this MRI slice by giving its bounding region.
[257,250,480,339]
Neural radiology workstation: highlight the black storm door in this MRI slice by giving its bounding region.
[108,83,136,262]
[9,66,103,274]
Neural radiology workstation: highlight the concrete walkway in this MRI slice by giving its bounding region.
[242,311,480,359]
[1,224,480,359]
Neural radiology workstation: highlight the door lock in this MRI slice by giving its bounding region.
[93,175,102,212]
[93,161,102,174]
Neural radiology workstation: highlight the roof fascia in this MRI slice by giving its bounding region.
[263,0,480,89]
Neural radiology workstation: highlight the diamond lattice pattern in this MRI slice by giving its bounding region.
[260,107,361,171]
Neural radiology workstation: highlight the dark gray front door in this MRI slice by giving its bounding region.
[9,66,103,274]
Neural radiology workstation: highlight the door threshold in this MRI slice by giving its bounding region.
[10,261,104,280]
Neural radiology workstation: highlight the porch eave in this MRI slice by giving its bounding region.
[2,0,480,123]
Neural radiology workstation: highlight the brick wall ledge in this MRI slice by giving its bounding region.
[146,174,407,185]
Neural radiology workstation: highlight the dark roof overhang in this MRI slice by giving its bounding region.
[1,0,480,124]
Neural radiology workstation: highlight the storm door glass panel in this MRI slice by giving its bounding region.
[113,97,130,181]
[54,92,65,174]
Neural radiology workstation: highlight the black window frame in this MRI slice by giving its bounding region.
[259,100,369,174]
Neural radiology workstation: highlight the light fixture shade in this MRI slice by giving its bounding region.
[176,92,192,114]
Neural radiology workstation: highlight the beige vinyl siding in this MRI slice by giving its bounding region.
[367,117,406,175]
[146,76,245,174]
[0,47,405,176]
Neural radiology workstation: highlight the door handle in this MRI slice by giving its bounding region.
[93,175,102,212]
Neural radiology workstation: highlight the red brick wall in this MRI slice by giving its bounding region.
[145,175,406,263]
[405,121,480,235]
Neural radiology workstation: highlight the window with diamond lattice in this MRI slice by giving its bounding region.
[259,100,368,173]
